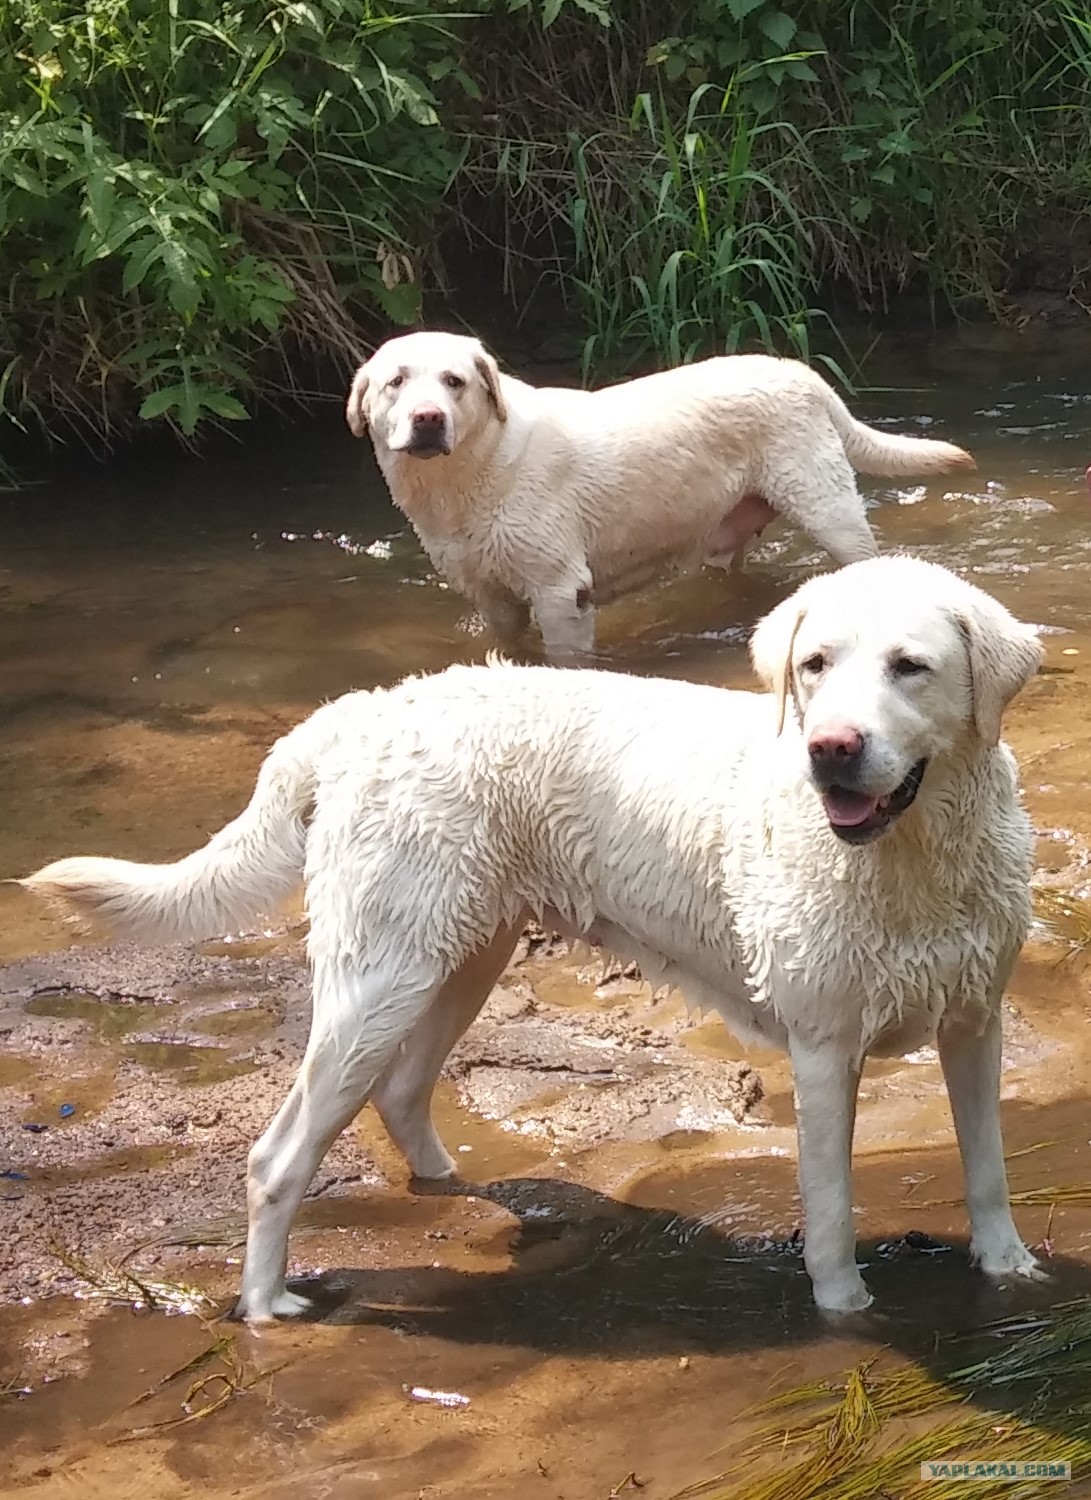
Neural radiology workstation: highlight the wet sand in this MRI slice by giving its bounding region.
[3,327,1091,1495]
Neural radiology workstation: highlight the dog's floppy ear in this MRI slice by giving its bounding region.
[750,596,807,736]
[955,598,1042,746]
[474,349,508,423]
[345,362,371,438]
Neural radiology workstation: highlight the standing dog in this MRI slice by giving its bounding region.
[23,557,1041,1323]
[346,332,976,657]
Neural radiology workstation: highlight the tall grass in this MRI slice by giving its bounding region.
[462,0,1091,370]
[566,82,848,377]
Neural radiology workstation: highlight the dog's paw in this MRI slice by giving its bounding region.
[231,1286,313,1324]
[973,1239,1046,1283]
[812,1275,874,1315]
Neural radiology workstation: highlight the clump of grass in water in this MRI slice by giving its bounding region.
[50,1244,288,1440]
[672,1300,1091,1499]
[113,1329,285,1444]
[50,1241,213,1317]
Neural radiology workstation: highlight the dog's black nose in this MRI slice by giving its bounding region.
[808,725,865,778]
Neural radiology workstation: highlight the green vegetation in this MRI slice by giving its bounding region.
[2,0,1090,446]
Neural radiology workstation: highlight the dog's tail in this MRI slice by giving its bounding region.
[21,724,317,945]
[822,382,976,478]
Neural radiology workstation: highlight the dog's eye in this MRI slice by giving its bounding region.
[799,653,827,675]
[388,374,405,390]
[891,656,930,678]
[442,373,466,391]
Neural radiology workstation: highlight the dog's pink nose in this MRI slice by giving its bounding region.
[807,725,864,764]
[411,406,445,428]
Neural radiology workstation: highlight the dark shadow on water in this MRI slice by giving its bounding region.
[287,1174,1090,1374]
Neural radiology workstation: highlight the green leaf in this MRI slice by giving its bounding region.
[196,92,239,150]
[373,278,421,325]
[139,386,183,420]
[6,163,48,196]
[759,11,796,48]
[726,0,765,21]
[84,166,115,234]
[121,238,166,293]
[200,390,248,420]
[570,0,611,23]
[161,242,201,318]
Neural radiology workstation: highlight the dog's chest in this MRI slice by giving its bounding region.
[739,865,1020,1052]
[414,520,521,598]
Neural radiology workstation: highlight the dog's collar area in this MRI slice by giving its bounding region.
[824,757,929,845]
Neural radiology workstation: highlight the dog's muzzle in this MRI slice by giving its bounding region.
[817,758,929,845]
[404,408,451,459]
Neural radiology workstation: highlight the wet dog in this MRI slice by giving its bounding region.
[23,556,1042,1323]
[346,331,976,657]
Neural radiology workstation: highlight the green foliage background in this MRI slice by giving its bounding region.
[2,0,1089,441]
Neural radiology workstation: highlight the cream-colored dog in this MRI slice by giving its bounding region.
[346,331,976,657]
[23,557,1041,1324]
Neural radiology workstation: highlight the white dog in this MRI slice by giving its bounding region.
[346,331,976,657]
[23,556,1042,1324]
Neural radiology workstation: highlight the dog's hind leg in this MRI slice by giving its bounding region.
[797,504,879,566]
[762,447,879,565]
[234,956,446,1324]
[372,922,523,1181]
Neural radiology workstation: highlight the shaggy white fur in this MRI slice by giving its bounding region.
[346,331,977,657]
[23,556,1042,1323]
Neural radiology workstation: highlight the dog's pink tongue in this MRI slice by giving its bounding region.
[822,788,880,827]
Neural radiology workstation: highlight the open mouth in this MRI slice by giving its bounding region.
[819,759,928,845]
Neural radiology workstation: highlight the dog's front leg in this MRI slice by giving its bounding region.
[788,1035,872,1313]
[937,1004,1043,1283]
[531,575,596,661]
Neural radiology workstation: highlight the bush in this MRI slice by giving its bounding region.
[2,0,1090,448]
[463,0,1091,376]
[0,0,489,440]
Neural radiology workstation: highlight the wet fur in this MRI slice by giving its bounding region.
[347,331,977,658]
[23,557,1041,1323]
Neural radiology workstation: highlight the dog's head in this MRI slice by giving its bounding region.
[345,331,507,461]
[750,556,1042,845]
